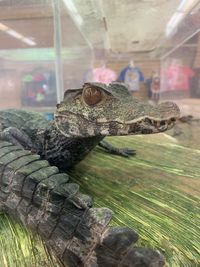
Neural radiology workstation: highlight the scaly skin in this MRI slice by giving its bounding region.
[0,82,180,266]
[0,82,180,171]
[0,141,165,267]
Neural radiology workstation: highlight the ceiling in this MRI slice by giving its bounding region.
[73,0,181,52]
[0,0,199,59]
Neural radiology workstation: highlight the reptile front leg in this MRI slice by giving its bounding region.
[0,127,38,152]
[99,140,136,157]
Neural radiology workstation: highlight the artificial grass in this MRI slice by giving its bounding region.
[0,133,200,267]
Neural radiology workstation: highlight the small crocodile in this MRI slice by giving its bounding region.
[0,82,180,267]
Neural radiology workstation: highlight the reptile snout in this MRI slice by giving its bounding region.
[157,101,180,120]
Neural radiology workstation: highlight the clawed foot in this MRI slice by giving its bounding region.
[117,148,136,157]
[99,140,136,158]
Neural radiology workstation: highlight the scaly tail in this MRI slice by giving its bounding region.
[0,141,165,267]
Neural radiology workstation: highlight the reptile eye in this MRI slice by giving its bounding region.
[83,86,103,106]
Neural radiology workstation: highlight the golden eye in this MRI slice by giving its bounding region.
[83,86,103,106]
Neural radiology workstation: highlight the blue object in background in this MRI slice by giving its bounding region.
[118,66,144,92]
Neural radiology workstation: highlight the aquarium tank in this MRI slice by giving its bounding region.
[0,0,199,267]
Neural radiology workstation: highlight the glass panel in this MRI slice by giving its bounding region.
[0,2,200,266]
[159,2,200,117]
[0,1,199,109]
[60,0,200,110]
[0,0,56,111]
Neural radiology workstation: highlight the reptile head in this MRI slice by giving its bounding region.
[55,82,180,137]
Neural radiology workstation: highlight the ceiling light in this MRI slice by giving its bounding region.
[7,29,23,39]
[0,22,36,46]
[178,0,199,13]
[0,23,8,31]
[22,37,36,46]
[62,0,83,26]
[166,0,199,37]
[166,12,185,37]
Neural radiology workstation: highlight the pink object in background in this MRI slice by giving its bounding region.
[93,67,117,84]
[166,65,195,91]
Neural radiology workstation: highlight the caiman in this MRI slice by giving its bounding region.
[0,82,180,267]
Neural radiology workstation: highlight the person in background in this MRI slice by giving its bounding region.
[144,74,153,100]
[150,72,160,104]
[145,71,160,104]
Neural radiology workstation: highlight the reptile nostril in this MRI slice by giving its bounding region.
[171,117,176,122]
[160,121,166,126]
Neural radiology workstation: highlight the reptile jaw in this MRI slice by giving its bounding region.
[98,116,177,137]
[100,101,180,136]
[55,97,180,137]
[122,100,180,135]
[54,112,179,137]
[126,116,177,135]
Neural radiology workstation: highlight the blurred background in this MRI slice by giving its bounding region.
[0,0,199,116]
[0,2,200,267]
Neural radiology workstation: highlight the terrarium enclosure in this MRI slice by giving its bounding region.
[0,1,200,267]
[0,0,199,111]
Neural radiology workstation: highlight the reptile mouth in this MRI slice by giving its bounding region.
[127,116,177,135]
[124,101,180,135]
[55,100,180,137]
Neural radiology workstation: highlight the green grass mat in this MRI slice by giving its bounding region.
[0,133,200,267]
[0,214,59,267]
